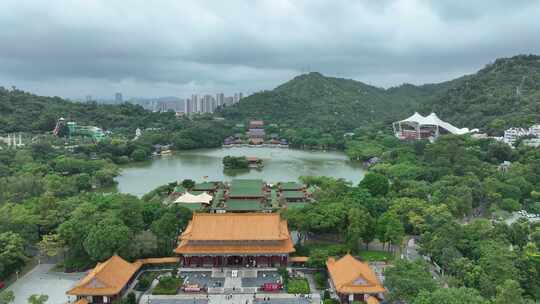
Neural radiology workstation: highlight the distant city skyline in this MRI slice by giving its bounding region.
[93,91,247,113]
[79,91,252,103]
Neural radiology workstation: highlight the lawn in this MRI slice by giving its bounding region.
[286,278,310,294]
[152,276,183,295]
[294,241,348,257]
[357,250,395,262]
[296,241,394,261]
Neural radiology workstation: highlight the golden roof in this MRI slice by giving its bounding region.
[175,213,295,254]
[137,257,180,265]
[181,213,290,241]
[326,254,386,294]
[366,296,381,304]
[67,255,142,296]
[290,256,309,263]
[74,299,89,304]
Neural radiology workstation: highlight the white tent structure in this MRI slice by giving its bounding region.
[393,112,475,140]
[197,192,213,203]
[173,192,213,205]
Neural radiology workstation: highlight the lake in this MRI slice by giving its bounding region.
[115,147,365,196]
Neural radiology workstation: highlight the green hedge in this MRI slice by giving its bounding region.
[152,276,183,295]
[287,278,310,294]
[314,272,327,289]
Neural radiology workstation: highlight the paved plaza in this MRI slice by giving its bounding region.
[241,271,281,288]
[181,271,225,289]
[146,294,318,304]
[6,263,84,304]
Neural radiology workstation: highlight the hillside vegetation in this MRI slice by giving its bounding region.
[220,72,426,133]
[422,54,540,133]
[221,55,540,135]
[0,88,175,134]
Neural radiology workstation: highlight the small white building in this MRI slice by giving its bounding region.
[503,128,530,145]
[529,124,540,137]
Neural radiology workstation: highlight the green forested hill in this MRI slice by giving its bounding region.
[220,72,424,134]
[421,55,540,133]
[221,55,540,135]
[0,88,175,134]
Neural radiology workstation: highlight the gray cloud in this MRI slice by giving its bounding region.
[1,0,539,99]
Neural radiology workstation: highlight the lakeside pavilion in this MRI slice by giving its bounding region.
[66,255,179,304]
[175,213,295,267]
[326,254,385,304]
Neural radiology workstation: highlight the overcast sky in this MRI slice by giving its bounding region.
[1,0,540,100]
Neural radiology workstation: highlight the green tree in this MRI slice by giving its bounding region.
[0,232,27,278]
[359,172,389,196]
[413,287,488,304]
[181,179,195,190]
[37,233,64,258]
[384,260,437,303]
[477,241,519,298]
[346,208,363,250]
[83,217,131,261]
[151,212,181,255]
[0,291,15,304]
[376,212,405,252]
[494,279,525,304]
[131,149,148,162]
[27,294,48,304]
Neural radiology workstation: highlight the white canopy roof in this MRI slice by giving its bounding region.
[398,112,472,135]
[174,192,213,204]
[198,192,213,202]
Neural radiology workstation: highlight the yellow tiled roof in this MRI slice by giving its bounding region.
[181,213,290,241]
[290,256,309,263]
[175,213,295,254]
[137,257,180,265]
[66,255,142,296]
[326,254,386,294]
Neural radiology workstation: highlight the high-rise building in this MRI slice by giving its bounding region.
[85,95,93,102]
[185,98,192,114]
[191,94,199,112]
[114,92,123,103]
[216,93,225,107]
[238,92,243,100]
[203,95,214,113]
[198,99,205,113]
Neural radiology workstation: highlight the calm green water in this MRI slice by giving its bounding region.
[115,147,365,196]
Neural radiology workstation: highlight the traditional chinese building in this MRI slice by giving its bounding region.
[67,255,142,304]
[326,254,385,303]
[175,213,295,267]
[278,182,307,203]
[226,179,267,200]
[67,256,179,304]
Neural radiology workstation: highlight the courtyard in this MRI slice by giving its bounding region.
[142,268,321,303]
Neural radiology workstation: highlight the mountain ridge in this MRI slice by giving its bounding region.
[220,54,540,134]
